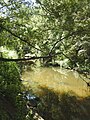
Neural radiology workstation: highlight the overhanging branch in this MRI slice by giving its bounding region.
[49,32,75,54]
[49,29,87,55]
[0,56,52,62]
[1,26,44,53]
[0,52,73,63]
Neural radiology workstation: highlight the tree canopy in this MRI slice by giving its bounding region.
[0,0,90,74]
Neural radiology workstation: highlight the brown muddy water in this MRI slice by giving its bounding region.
[22,67,90,97]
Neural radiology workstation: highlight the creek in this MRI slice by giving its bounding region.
[22,67,90,97]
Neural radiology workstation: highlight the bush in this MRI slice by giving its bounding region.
[0,61,27,120]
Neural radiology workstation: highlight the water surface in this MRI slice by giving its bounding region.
[22,67,90,97]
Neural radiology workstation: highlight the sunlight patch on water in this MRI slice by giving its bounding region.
[22,67,90,97]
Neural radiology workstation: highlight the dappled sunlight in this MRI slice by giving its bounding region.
[0,46,18,58]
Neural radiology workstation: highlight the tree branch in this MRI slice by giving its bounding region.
[1,26,44,53]
[0,51,73,63]
[49,29,85,55]
[0,56,52,62]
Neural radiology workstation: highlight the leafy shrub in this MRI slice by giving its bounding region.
[0,61,28,119]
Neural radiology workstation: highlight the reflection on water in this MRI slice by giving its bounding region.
[22,67,90,97]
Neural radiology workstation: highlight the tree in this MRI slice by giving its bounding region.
[35,0,90,73]
[0,0,90,119]
[0,0,90,70]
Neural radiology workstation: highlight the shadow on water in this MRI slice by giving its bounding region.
[37,86,90,120]
[22,67,90,120]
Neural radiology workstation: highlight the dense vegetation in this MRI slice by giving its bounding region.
[0,0,90,119]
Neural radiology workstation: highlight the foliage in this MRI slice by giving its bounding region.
[36,0,90,72]
[0,0,90,119]
[0,0,90,73]
[0,61,28,120]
